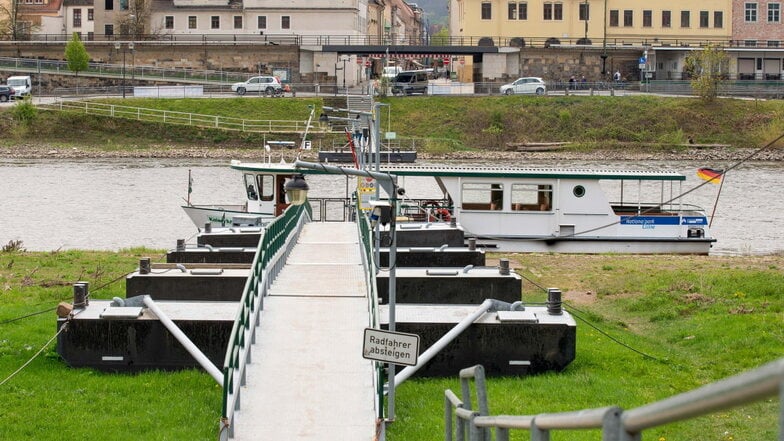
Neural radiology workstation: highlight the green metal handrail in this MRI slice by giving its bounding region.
[355,196,387,420]
[220,202,309,433]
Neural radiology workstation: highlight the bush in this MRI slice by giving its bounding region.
[11,97,37,126]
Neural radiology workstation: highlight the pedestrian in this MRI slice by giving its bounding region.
[613,70,621,82]
[580,75,587,89]
[569,75,576,90]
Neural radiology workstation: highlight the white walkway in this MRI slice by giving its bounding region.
[232,222,378,440]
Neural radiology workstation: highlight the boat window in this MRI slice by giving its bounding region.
[244,174,258,200]
[461,183,503,210]
[573,185,586,198]
[257,174,274,201]
[511,184,552,211]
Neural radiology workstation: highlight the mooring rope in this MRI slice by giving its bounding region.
[0,321,68,387]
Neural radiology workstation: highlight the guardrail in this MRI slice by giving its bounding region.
[446,358,784,440]
[356,196,385,419]
[219,202,310,440]
[37,99,322,134]
[0,33,758,49]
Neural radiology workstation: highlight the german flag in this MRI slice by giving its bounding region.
[697,167,723,183]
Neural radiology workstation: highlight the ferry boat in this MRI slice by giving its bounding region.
[183,161,716,254]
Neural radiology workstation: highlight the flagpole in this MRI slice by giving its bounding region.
[708,171,725,228]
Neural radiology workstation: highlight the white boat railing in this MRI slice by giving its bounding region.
[446,358,784,441]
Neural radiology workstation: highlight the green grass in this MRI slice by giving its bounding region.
[0,248,221,440]
[2,95,784,155]
[388,254,783,440]
[1,250,781,439]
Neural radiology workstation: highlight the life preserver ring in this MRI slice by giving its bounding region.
[432,208,451,222]
[422,200,451,222]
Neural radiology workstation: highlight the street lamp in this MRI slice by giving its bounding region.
[283,174,309,206]
[114,41,134,98]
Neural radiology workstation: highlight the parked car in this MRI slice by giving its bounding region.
[0,85,15,102]
[391,70,429,95]
[500,77,546,95]
[231,76,283,96]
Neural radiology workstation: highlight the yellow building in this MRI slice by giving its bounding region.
[449,0,732,80]
[450,0,731,45]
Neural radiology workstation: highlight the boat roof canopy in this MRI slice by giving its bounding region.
[230,161,686,181]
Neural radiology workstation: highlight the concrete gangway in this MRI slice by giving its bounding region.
[230,221,378,440]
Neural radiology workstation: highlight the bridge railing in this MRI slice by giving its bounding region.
[446,358,784,440]
[219,202,310,440]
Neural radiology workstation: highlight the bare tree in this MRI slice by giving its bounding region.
[0,0,35,40]
[115,0,152,40]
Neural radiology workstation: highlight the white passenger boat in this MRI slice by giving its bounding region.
[184,160,716,254]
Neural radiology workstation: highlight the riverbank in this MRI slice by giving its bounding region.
[1,141,782,162]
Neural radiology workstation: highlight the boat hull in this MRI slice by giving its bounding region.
[182,205,272,228]
[469,235,715,254]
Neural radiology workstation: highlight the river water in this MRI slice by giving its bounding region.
[1,158,782,255]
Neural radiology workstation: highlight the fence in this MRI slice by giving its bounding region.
[446,358,784,441]
[220,202,310,440]
[37,99,321,134]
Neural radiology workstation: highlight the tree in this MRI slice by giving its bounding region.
[65,32,90,92]
[0,0,34,40]
[684,44,728,102]
[115,0,153,39]
[431,28,449,45]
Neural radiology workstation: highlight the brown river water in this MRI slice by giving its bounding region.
[1,158,781,255]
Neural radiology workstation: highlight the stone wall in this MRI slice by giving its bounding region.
[514,47,643,82]
[0,42,300,77]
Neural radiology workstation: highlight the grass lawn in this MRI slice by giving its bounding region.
[1,250,781,440]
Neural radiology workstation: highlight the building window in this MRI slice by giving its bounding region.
[579,3,589,21]
[87,8,93,20]
[553,3,562,20]
[643,10,652,27]
[745,3,757,22]
[481,2,491,19]
[281,15,290,29]
[662,10,671,27]
[211,16,219,29]
[188,16,197,29]
[73,9,81,27]
[119,0,127,10]
[234,16,242,29]
[105,24,113,35]
[768,40,780,47]
[700,11,709,27]
[769,3,780,22]
[745,40,757,47]
[87,31,93,40]
[681,10,690,27]
[257,15,267,29]
[623,10,632,26]
[544,2,553,20]
[714,11,723,28]
[519,3,527,20]
[609,9,618,26]
[105,0,112,11]
[508,2,516,19]
[165,16,174,29]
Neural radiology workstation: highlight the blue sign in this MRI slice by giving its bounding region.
[639,57,647,64]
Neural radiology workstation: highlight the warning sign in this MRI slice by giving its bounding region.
[358,177,376,211]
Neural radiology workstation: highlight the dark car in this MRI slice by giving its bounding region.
[0,85,14,102]
[391,70,429,96]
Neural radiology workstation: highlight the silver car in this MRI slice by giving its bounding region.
[500,77,546,95]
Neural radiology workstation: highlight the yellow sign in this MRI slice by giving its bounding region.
[358,177,376,211]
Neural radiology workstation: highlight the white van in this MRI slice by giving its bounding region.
[7,76,31,99]
[382,66,402,80]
